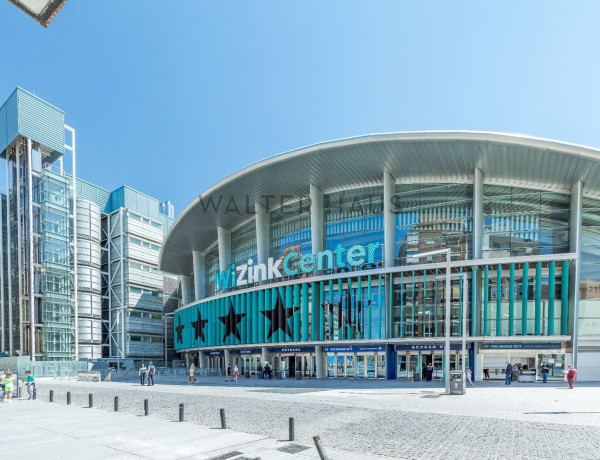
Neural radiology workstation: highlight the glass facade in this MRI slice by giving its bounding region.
[205,244,219,297]
[483,186,570,259]
[231,219,257,267]
[394,184,473,265]
[270,201,311,266]
[580,196,600,335]
[324,188,384,261]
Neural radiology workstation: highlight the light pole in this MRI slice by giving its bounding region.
[414,248,451,394]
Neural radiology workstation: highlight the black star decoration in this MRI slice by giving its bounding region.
[175,316,185,344]
[261,293,300,339]
[192,308,208,342]
[218,300,246,342]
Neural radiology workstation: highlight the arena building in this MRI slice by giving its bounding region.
[161,132,600,382]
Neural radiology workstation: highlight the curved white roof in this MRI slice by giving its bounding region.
[159,131,600,275]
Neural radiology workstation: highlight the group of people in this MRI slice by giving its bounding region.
[0,369,35,402]
[504,361,577,388]
[225,364,239,382]
[257,362,273,380]
[138,362,156,386]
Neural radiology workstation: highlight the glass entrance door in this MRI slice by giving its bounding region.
[366,354,376,378]
[377,353,386,378]
[346,355,355,378]
[356,355,365,378]
[336,354,345,378]
[397,353,408,379]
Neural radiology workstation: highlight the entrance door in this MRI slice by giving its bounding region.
[397,354,408,379]
[346,355,355,378]
[328,355,335,377]
[356,355,365,378]
[336,354,345,378]
[289,356,296,378]
[366,354,376,378]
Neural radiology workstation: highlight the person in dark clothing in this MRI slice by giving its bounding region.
[505,361,513,385]
[226,364,232,382]
[257,363,263,380]
[425,362,433,382]
[541,363,550,383]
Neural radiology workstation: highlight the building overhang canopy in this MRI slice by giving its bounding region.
[159,131,600,275]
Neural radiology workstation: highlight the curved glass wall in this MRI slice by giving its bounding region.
[231,219,257,267]
[324,187,383,263]
[270,201,311,262]
[483,186,569,258]
[394,183,473,265]
[580,196,600,335]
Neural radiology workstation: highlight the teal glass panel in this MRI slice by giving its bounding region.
[522,263,529,336]
[535,262,542,335]
[293,284,301,342]
[471,267,476,336]
[311,282,317,341]
[509,264,515,335]
[367,275,372,340]
[319,281,325,341]
[496,265,502,336]
[258,290,265,343]
[483,265,489,336]
[285,285,293,343]
[252,291,258,344]
[561,260,569,335]
[379,274,384,339]
[302,283,309,342]
[548,261,555,335]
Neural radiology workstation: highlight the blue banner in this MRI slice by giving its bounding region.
[269,346,315,353]
[324,345,384,353]
[481,342,562,350]
[395,343,465,351]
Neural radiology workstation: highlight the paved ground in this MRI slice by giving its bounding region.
[6,375,600,459]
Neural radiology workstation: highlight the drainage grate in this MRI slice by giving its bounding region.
[278,443,311,454]
[207,452,243,460]
[421,394,442,399]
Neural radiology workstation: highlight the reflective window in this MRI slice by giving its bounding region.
[205,245,219,297]
[324,187,383,262]
[270,201,311,261]
[580,196,600,335]
[394,184,472,265]
[483,186,569,258]
[231,219,257,266]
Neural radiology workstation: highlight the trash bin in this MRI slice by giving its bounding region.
[412,368,421,382]
[450,371,465,395]
[245,370,250,379]
[295,371,302,380]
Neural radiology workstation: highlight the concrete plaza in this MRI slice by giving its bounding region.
[4,375,600,459]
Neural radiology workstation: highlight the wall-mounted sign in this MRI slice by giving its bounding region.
[208,350,224,356]
[230,349,261,355]
[216,242,381,291]
[269,346,315,354]
[395,343,464,351]
[324,345,384,353]
[481,342,562,350]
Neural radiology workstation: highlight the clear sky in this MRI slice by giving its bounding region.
[0,1,599,214]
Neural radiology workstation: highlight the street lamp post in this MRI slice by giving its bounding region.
[414,248,451,394]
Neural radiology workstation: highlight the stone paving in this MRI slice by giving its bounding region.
[9,375,600,459]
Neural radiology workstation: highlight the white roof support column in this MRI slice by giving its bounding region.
[310,184,324,254]
[471,167,484,336]
[192,251,205,300]
[383,170,395,268]
[217,226,231,272]
[569,180,583,369]
[181,275,193,307]
[255,202,270,265]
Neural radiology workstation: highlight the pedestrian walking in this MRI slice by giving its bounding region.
[226,364,232,382]
[257,363,263,380]
[565,364,577,389]
[2,370,14,402]
[139,363,147,385]
[541,362,550,383]
[147,362,156,386]
[189,364,196,383]
[24,370,36,399]
[466,367,473,386]
[505,361,513,385]
[233,365,239,382]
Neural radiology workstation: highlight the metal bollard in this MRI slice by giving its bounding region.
[33,388,36,400]
[289,417,295,441]
[179,403,184,422]
[220,408,227,429]
[144,399,149,416]
[114,396,119,412]
[313,436,329,460]
[67,392,71,405]
[89,393,93,408]
[49,390,54,403]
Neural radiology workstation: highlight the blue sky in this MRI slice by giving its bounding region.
[0,1,599,213]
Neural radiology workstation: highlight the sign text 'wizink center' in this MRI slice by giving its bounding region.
[216,242,381,291]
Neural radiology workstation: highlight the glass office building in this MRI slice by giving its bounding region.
[0,87,175,361]
[163,132,600,381]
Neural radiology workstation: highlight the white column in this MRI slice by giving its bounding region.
[217,226,231,272]
[224,349,232,369]
[261,346,271,368]
[181,275,193,306]
[192,251,205,300]
[198,350,208,370]
[5,153,12,356]
[26,139,35,361]
[383,170,395,268]
[255,203,270,265]
[569,181,583,369]
[315,345,324,378]
[472,168,484,336]
[310,184,324,255]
